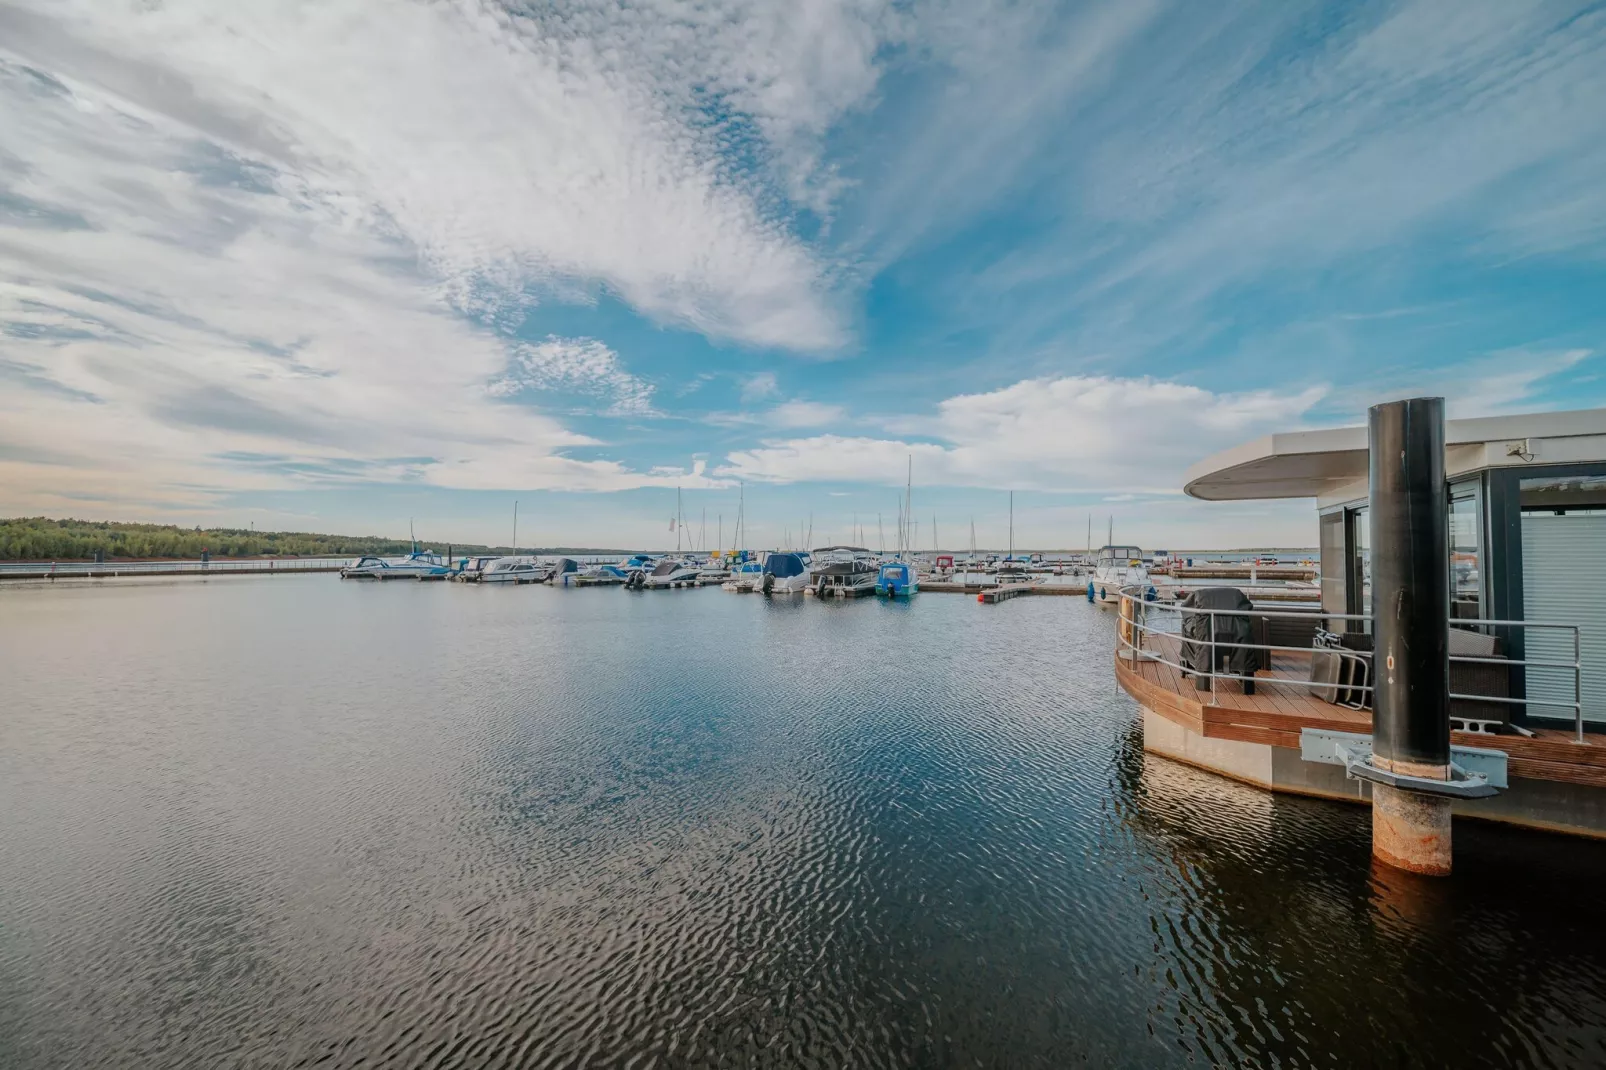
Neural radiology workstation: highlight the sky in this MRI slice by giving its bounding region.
[2,0,1604,551]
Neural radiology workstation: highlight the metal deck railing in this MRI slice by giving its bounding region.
[1114,586,1586,744]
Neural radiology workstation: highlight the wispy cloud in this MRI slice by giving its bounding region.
[719,374,1328,491]
[488,337,656,417]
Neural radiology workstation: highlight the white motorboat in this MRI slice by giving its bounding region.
[575,563,630,586]
[759,551,812,594]
[809,546,878,597]
[547,558,581,586]
[723,559,765,592]
[630,558,701,589]
[340,549,450,579]
[452,554,503,582]
[1091,544,1147,604]
[480,556,544,583]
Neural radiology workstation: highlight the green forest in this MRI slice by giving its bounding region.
[0,517,508,561]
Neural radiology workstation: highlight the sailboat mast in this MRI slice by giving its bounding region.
[512,500,518,555]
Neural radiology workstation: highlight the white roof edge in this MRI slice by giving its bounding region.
[1444,407,1606,444]
[1182,406,1606,502]
[1183,426,1368,499]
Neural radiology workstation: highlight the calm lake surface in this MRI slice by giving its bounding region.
[4,575,1606,1068]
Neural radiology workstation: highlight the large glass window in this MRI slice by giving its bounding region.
[1348,506,1370,618]
[1449,483,1482,620]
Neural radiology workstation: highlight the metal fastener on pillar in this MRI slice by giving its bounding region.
[1369,397,1453,876]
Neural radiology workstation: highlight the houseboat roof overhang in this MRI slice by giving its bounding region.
[1184,407,1606,507]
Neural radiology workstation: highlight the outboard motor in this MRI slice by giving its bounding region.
[761,573,774,595]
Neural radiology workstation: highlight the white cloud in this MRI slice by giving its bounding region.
[0,0,899,513]
[0,0,864,349]
[741,372,781,402]
[488,336,656,416]
[719,374,1328,491]
[767,400,846,428]
[1323,348,1596,421]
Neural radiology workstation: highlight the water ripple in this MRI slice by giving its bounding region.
[2,578,1605,1067]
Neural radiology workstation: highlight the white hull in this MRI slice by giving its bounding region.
[764,572,812,594]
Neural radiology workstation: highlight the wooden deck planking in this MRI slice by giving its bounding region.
[1119,632,1604,789]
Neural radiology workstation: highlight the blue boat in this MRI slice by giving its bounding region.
[875,561,918,598]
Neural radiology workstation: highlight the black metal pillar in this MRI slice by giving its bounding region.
[1368,397,1453,874]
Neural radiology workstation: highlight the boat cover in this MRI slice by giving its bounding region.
[764,553,806,578]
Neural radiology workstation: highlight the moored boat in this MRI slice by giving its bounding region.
[340,549,451,579]
[759,551,811,594]
[480,556,544,583]
[875,560,918,598]
[810,546,878,597]
[630,558,700,589]
[723,559,765,591]
[1091,545,1147,604]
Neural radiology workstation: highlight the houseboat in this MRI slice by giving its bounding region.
[1115,404,1606,838]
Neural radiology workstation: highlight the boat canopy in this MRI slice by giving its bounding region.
[553,558,578,573]
[764,552,806,578]
[650,560,681,576]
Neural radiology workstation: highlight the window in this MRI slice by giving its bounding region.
[1347,506,1371,618]
[1449,484,1482,620]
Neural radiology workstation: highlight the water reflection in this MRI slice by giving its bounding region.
[1,576,1604,1067]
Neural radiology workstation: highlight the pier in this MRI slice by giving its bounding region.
[0,557,347,581]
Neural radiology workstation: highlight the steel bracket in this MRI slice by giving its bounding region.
[1300,728,1505,798]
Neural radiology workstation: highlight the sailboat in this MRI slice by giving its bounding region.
[877,456,919,597]
[996,492,1030,584]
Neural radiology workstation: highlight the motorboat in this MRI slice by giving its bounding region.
[547,558,581,586]
[452,554,503,582]
[340,549,451,579]
[696,560,731,585]
[995,555,1032,584]
[575,563,630,586]
[810,546,878,597]
[618,554,657,573]
[875,560,918,598]
[480,556,544,584]
[1091,544,1148,604]
[759,551,812,595]
[627,558,700,589]
[723,559,765,592]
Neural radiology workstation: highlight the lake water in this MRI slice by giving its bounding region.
[4,575,1606,1068]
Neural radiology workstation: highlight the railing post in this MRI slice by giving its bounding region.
[1208,607,1218,706]
[1576,626,1584,745]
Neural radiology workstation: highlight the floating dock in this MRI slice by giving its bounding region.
[1157,564,1317,581]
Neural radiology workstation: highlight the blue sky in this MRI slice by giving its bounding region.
[2,0,1604,549]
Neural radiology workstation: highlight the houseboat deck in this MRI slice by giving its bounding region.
[1118,633,1606,790]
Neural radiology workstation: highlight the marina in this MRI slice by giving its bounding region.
[7,5,1606,1066]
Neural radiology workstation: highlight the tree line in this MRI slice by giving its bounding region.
[0,516,482,560]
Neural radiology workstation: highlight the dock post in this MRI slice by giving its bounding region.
[1369,397,1453,876]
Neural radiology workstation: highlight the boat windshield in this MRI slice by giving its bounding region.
[764,553,805,578]
[650,560,680,576]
